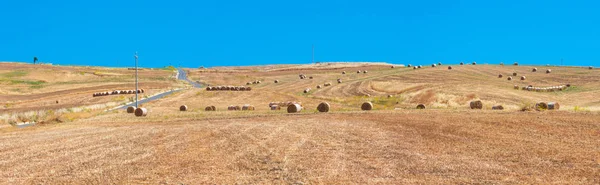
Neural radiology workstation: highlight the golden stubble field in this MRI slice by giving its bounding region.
[0,62,599,184]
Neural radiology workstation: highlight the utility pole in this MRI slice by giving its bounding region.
[135,52,139,108]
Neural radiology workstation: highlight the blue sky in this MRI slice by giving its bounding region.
[0,0,598,68]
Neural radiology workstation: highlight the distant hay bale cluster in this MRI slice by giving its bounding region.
[535,102,560,111]
[93,89,144,97]
[270,102,301,110]
[246,80,261,85]
[227,105,242,111]
[518,84,569,92]
[206,86,251,91]
[205,106,216,111]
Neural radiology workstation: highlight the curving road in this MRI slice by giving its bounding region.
[177,68,202,88]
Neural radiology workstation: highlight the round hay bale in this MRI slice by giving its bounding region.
[431,64,436,67]
[498,74,503,78]
[317,102,330,113]
[418,65,422,68]
[317,85,322,89]
[438,62,442,66]
[513,72,517,76]
[500,62,504,66]
[127,106,136,113]
[363,70,368,73]
[507,76,512,80]
[565,84,571,88]
[206,87,211,91]
[448,66,452,70]
[141,89,145,93]
[337,79,342,83]
[492,105,504,110]
[413,66,417,69]
[513,62,519,66]
[234,105,241,110]
[469,100,483,109]
[246,87,252,91]
[547,102,560,110]
[546,69,552,73]
[416,104,426,109]
[521,76,526,80]
[304,88,311,93]
[274,80,279,83]
[387,95,393,98]
[137,89,141,93]
[357,70,361,73]
[361,102,373,111]
[247,82,251,85]
[342,71,346,74]
[134,107,148,117]
[257,81,261,84]
[242,105,255,111]
[287,103,302,113]
[407,64,412,67]
[514,85,519,89]
[472,62,477,65]
[210,106,216,111]
[536,102,548,110]
[391,66,395,68]
[589,66,593,70]
[205,106,214,111]
[270,105,281,110]
[460,62,464,65]
[239,86,246,91]
[56,100,59,104]
[532,68,537,72]
[180,105,188,111]
[309,76,313,79]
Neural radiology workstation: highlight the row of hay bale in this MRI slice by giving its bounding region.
[177,105,256,111]
[206,86,252,91]
[126,106,148,117]
[467,100,559,110]
[515,84,569,92]
[246,80,261,85]
[93,89,145,97]
[228,104,255,111]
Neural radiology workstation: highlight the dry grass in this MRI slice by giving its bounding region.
[0,111,598,184]
[1,62,600,184]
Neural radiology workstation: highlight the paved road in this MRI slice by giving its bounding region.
[117,68,200,109]
[177,68,202,88]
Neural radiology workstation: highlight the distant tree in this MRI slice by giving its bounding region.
[33,57,38,64]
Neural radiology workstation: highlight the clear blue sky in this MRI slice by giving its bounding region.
[1,0,598,68]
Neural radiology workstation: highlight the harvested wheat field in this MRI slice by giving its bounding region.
[1,62,600,184]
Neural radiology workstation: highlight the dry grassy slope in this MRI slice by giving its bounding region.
[0,62,180,113]
[2,111,598,184]
[184,64,600,111]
